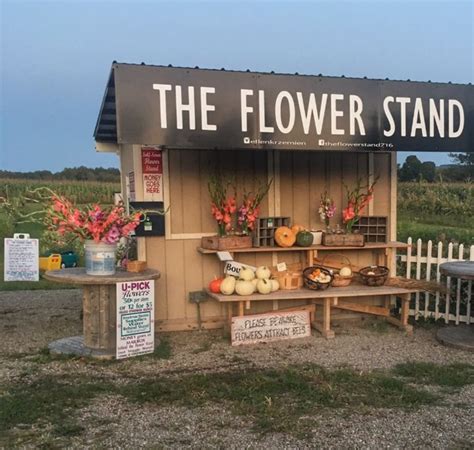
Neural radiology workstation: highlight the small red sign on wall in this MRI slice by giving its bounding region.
[141,147,163,201]
[141,147,162,174]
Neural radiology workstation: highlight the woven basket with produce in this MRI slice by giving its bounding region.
[321,253,353,287]
[359,265,389,286]
[303,266,333,290]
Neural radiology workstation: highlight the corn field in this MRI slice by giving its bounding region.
[0,179,121,205]
[398,182,474,218]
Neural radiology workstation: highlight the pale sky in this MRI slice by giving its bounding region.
[1,0,473,172]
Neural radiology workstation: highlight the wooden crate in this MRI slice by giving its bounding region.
[253,216,291,247]
[351,216,388,243]
[322,233,365,247]
[201,235,253,250]
[127,260,147,273]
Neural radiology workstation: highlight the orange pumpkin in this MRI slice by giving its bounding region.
[208,277,224,293]
[291,224,306,235]
[274,226,296,247]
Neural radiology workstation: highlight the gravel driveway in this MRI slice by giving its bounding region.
[1,289,473,449]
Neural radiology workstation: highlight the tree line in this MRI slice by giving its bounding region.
[0,166,120,183]
[398,152,473,182]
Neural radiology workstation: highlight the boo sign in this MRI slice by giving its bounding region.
[97,63,473,153]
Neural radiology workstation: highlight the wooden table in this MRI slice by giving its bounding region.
[206,284,419,339]
[44,268,160,358]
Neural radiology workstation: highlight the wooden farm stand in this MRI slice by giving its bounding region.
[93,62,472,334]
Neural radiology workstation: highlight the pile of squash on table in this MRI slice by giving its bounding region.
[208,266,280,296]
[274,224,314,247]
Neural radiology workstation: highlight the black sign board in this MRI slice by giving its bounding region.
[129,202,165,237]
[97,63,473,153]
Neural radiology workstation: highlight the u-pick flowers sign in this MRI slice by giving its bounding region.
[103,64,474,153]
[116,280,155,359]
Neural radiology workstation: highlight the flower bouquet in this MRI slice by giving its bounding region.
[237,180,272,236]
[342,176,378,233]
[318,191,336,231]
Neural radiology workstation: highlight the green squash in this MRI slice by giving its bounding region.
[296,231,314,247]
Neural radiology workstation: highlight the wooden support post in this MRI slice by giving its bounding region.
[385,294,413,334]
[226,303,233,330]
[312,297,335,339]
[83,285,116,351]
[307,249,314,267]
[401,293,410,327]
[245,301,251,310]
[238,301,244,317]
[272,300,279,311]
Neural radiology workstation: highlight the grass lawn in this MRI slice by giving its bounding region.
[397,210,474,244]
[1,349,472,444]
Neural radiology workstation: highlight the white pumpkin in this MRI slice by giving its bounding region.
[235,280,255,296]
[270,279,280,292]
[257,278,272,294]
[251,278,259,292]
[220,276,236,295]
[339,266,352,277]
[255,266,271,279]
[239,266,255,281]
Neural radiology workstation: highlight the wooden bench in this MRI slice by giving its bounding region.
[206,284,420,339]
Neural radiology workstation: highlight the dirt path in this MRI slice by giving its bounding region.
[1,289,473,449]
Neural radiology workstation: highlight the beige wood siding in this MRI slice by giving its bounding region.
[123,146,396,330]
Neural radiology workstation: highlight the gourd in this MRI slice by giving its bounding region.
[251,278,259,292]
[255,266,271,280]
[291,224,306,235]
[296,230,314,247]
[208,277,224,293]
[239,266,255,281]
[274,226,296,248]
[235,280,255,296]
[220,276,236,295]
[270,279,280,292]
[339,267,352,277]
[257,278,272,294]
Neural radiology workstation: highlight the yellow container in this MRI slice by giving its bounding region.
[39,254,62,271]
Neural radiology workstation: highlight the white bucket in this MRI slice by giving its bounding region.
[310,230,323,245]
[84,240,117,276]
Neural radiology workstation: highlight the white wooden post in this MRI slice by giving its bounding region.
[424,240,433,319]
[445,243,454,324]
[435,242,443,320]
[414,238,422,320]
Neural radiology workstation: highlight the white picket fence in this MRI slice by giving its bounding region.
[397,237,474,324]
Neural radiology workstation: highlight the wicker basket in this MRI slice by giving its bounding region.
[359,265,389,286]
[321,254,353,287]
[303,266,333,290]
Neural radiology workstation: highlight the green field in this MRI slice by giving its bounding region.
[0,179,472,291]
[397,182,473,244]
[0,180,120,291]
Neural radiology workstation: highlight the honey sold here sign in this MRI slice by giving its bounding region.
[141,146,163,202]
[231,310,311,346]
